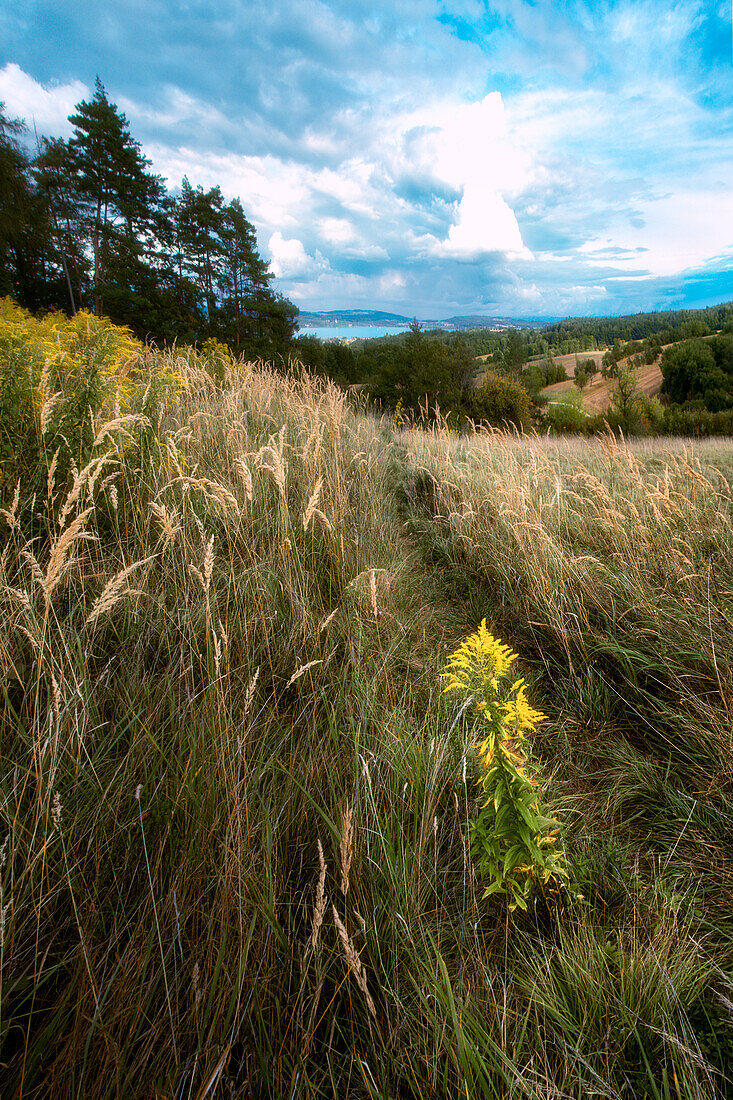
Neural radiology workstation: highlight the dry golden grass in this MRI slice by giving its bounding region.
[1,339,732,1097]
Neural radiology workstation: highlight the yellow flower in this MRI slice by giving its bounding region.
[442,619,518,692]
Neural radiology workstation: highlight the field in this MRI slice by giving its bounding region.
[478,348,665,413]
[534,350,607,377]
[542,360,664,411]
[1,311,733,1097]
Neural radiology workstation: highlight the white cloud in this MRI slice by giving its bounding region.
[117,86,229,132]
[433,185,532,259]
[404,92,529,194]
[0,63,86,136]
[310,161,380,217]
[609,0,702,53]
[145,145,308,231]
[318,217,356,244]
[391,92,533,258]
[579,189,733,278]
[569,285,607,297]
[268,232,329,279]
[377,270,407,294]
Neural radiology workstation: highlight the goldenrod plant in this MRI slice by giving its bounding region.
[0,298,184,494]
[444,620,568,909]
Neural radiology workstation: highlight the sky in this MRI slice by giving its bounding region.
[1,0,732,320]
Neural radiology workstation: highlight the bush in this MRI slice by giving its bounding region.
[663,404,733,436]
[470,370,531,430]
[636,393,665,433]
[601,351,618,378]
[661,335,733,410]
[0,298,184,498]
[545,389,590,434]
[523,362,546,395]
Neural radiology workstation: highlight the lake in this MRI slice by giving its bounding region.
[297,324,409,341]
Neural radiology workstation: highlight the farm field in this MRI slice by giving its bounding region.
[477,352,607,373]
[1,310,733,1097]
[533,349,607,377]
[477,348,664,414]
[543,359,664,410]
[539,335,725,412]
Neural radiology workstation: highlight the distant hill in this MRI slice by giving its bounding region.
[298,310,411,327]
[298,310,556,330]
[437,314,553,330]
[540,301,733,345]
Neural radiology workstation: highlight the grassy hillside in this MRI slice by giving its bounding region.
[543,360,665,411]
[1,305,733,1097]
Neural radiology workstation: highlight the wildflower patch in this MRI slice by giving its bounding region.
[0,298,184,496]
[444,619,569,910]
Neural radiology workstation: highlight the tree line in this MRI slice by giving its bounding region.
[0,80,297,356]
[540,304,733,352]
[295,313,733,436]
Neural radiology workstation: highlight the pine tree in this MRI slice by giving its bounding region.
[174,178,227,321]
[220,197,272,347]
[173,182,297,355]
[34,136,88,312]
[4,80,296,355]
[66,78,166,317]
[0,104,60,310]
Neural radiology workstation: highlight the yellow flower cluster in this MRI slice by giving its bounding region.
[0,297,186,489]
[442,618,518,694]
[443,621,566,909]
[0,298,186,414]
[500,679,547,734]
[444,621,546,736]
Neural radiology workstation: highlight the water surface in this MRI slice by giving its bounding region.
[297,324,409,341]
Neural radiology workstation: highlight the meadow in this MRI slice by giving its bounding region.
[1,303,732,1098]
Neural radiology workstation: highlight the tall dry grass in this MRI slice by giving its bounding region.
[402,426,733,902]
[0,339,731,1097]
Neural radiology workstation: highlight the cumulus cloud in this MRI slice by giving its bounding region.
[432,186,531,260]
[268,232,329,280]
[0,63,86,135]
[1,0,732,316]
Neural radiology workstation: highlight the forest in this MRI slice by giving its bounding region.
[0,80,297,357]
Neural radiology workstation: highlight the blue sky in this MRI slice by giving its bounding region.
[2,0,732,318]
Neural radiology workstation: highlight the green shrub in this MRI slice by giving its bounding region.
[470,370,531,430]
[544,361,568,385]
[545,389,589,434]
[661,335,733,410]
[663,404,733,436]
[577,357,598,380]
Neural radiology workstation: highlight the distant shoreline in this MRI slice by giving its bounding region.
[297,323,411,340]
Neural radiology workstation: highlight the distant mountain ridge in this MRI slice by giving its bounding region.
[297,310,552,330]
[297,310,412,326]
